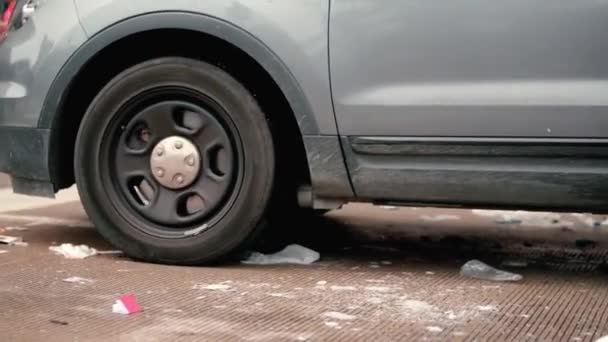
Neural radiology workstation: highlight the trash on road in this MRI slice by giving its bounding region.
[242,244,320,265]
[62,276,95,285]
[49,244,98,259]
[380,206,398,211]
[112,294,142,315]
[0,234,23,245]
[0,250,8,254]
[460,259,523,282]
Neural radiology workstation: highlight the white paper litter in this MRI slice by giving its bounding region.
[595,336,608,342]
[112,300,129,315]
[242,244,320,265]
[0,250,8,254]
[62,276,95,285]
[49,244,98,259]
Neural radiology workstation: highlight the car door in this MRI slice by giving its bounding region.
[330,0,608,138]
[329,0,608,210]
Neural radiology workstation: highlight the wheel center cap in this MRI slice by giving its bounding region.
[150,136,201,189]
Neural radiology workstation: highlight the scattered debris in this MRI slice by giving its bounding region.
[0,235,23,245]
[62,277,95,285]
[49,244,98,259]
[183,224,209,237]
[192,283,234,292]
[420,214,460,222]
[322,312,356,321]
[460,260,523,282]
[0,250,7,254]
[49,320,68,326]
[471,210,571,227]
[242,244,320,265]
[426,326,443,333]
[112,294,142,315]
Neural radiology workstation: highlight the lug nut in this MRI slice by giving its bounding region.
[156,168,165,177]
[156,147,164,156]
[175,174,184,184]
[186,155,195,166]
[175,141,183,149]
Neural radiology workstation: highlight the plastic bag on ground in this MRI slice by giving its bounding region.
[242,244,320,265]
[460,259,523,282]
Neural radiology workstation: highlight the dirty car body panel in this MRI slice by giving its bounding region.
[0,0,605,239]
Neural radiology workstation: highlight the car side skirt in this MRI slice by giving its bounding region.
[344,136,608,212]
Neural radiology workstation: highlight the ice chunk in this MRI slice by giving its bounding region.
[242,244,320,265]
[460,260,523,282]
[49,243,98,259]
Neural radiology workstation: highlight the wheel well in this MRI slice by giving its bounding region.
[51,29,310,193]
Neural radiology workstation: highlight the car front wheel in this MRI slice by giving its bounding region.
[74,57,275,265]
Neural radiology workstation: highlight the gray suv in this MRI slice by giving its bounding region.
[1,0,607,264]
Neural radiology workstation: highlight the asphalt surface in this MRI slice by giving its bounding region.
[0,177,608,341]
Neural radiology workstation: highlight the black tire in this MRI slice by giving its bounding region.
[75,57,275,265]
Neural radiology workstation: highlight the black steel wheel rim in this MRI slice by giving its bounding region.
[100,86,243,238]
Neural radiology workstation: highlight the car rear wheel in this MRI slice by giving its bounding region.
[75,57,275,265]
